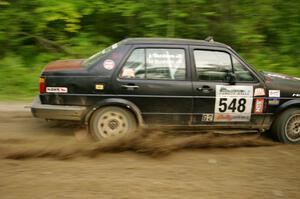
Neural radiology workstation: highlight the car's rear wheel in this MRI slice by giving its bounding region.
[271,108,300,144]
[89,106,137,140]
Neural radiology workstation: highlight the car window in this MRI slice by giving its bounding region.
[120,49,146,79]
[194,50,232,81]
[83,42,119,69]
[120,48,186,80]
[232,56,256,82]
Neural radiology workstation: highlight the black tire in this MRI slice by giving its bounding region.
[271,108,300,144]
[89,106,137,141]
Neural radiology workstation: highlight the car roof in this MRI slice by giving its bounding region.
[120,37,230,48]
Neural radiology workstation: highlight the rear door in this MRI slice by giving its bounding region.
[112,44,193,125]
[190,46,266,127]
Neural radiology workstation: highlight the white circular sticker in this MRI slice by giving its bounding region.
[103,59,115,70]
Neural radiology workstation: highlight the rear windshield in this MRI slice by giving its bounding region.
[83,43,119,69]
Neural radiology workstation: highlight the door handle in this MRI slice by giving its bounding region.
[121,84,139,90]
[197,85,214,93]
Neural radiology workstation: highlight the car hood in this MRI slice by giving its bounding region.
[262,71,300,81]
[261,71,300,98]
[43,59,85,72]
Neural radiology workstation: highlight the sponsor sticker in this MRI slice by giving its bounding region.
[214,85,253,122]
[214,113,251,122]
[202,114,214,122]
[214,114,233,121]
[269,90,280,98]
[254,88,265,96]
[46,87,68,93]
[147,51,184,66]
[103,59,115,70]
[95,84,104,90]
[147,49,185,78]
[292,93,300,97]
[268,99,280,105]
[254,98,264,114]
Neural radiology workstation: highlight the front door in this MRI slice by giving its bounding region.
[113,45,193,125]
[190,46,266,128]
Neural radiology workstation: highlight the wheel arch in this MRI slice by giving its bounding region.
[273,99,300,122]
[84,98,144,127]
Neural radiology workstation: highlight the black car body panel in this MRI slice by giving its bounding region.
[32,38,300,132]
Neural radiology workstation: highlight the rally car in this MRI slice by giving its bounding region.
[31,38,300,143]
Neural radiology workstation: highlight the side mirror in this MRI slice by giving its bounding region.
[226,72,236,85]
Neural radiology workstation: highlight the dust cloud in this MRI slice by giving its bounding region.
[0,129,277,160]
[0,107,277,160]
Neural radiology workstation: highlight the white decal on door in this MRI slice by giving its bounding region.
[214,85,253,122]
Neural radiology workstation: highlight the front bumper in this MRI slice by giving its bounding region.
[31,97,87,121]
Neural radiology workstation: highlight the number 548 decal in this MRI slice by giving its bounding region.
[218,98,246,113]
[214,85,253,122]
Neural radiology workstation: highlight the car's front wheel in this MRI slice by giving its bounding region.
[271,108,300,144]
[89,106,137,140]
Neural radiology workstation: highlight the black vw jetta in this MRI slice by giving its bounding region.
[31,38,300,143]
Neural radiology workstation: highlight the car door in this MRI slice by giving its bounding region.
[190,46,266,128]
[112,44,193,125]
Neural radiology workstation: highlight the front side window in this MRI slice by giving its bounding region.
[194,50,232,81]
[120,48,186,80]
[232,57,256,82]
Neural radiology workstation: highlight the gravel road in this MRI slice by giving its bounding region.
[0,103,299,198]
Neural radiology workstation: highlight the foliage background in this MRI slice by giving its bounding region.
[0,0,299,99]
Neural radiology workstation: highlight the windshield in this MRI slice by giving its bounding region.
[83,43,119,68]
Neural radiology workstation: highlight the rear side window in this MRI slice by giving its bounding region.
[120,48,186,80]
[194,50,232,81]
[121,49,145,79]
[88,45,131,76]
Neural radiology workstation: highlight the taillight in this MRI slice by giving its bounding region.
[39,77,46,93]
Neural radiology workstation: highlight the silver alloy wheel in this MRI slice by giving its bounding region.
[89,106,137,141]
[285,114,300,142]
[97,110,130,138]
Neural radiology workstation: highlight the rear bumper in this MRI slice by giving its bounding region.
[31,97,87,121]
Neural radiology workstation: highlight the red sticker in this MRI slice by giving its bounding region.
[103,59,115,70]
[254,98,264,114]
